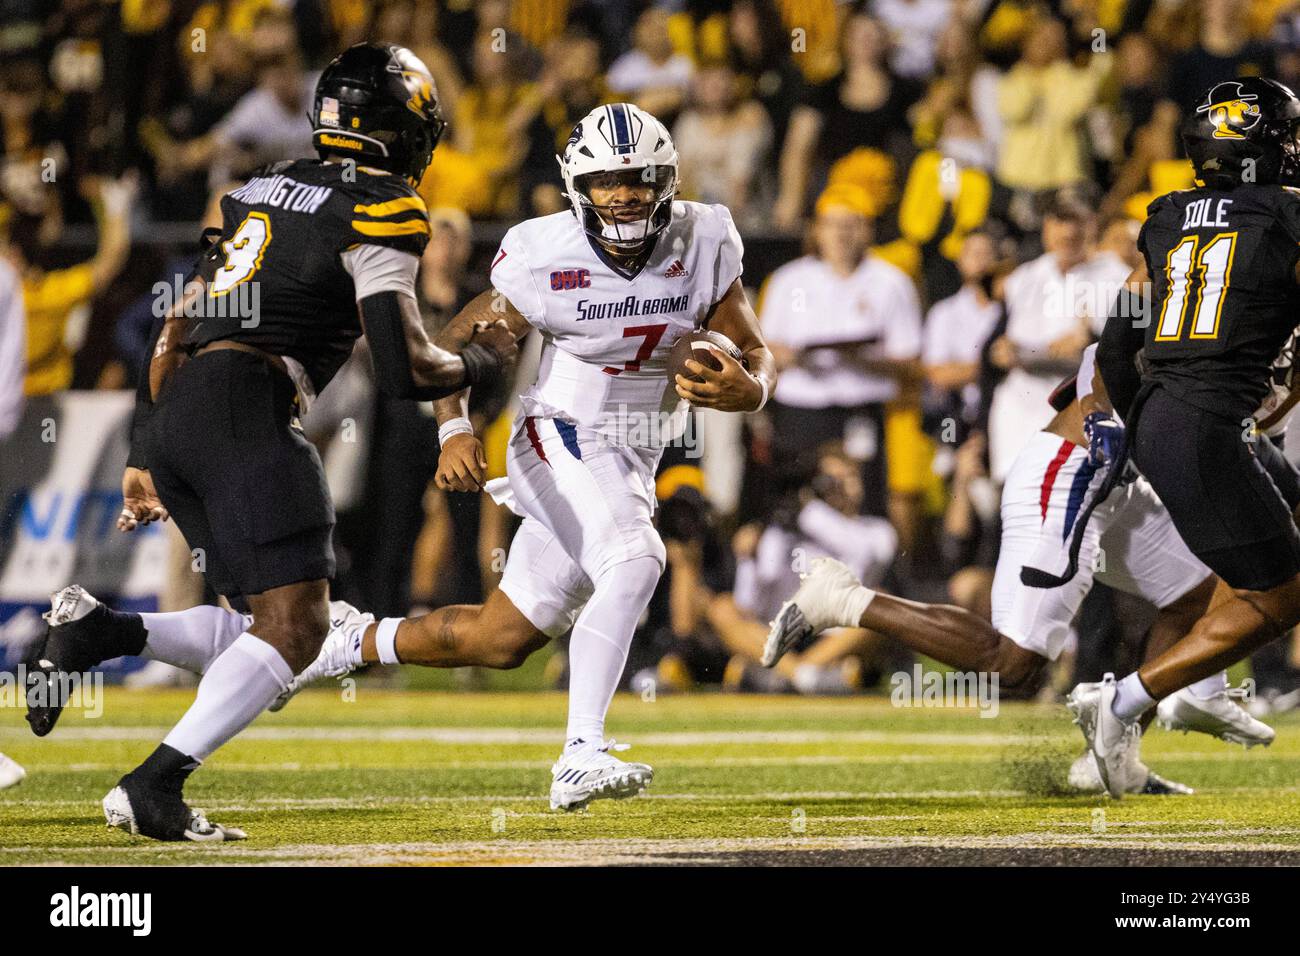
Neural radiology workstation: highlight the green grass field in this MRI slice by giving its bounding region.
[2,685,1298,865]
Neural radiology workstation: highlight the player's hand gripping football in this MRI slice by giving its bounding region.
[117,467,169,532]
[675,349,763,412]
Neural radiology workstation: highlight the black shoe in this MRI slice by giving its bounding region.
[25,585,146,737]
[103,771,245,843]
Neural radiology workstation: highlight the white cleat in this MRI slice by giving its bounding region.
[0,753,26,790]
[549,739,653,812]
[269,600,372,712]
[1156,687,1275,748]
[102,786,246,842]
[1067,754,1193,795]
[762,557,865,668]
[1067,675,1143,800]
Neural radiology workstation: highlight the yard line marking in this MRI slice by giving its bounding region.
[0,726,1054,746]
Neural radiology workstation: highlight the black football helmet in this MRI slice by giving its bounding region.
[311,43,446,184]
[1182,77,1300,188]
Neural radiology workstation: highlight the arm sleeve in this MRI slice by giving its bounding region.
[1096,291,1148,418]
[360,290,466,401]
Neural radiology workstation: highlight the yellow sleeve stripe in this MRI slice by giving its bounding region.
[353,195,428,218]
[351,218,431,237]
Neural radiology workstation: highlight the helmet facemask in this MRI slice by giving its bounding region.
[572,165,678,251]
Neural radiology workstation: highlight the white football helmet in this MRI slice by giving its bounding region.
[558,103,679,250]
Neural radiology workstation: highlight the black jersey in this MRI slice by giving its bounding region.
[1138,184,1300,420]
[185,158,430,393]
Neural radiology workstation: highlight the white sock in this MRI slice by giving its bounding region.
[374,618,402,665]
[1112,672,1156,722]
[1186,671,1228,699]
[162,634,293,761]
[140,606,251,675]
[841,585,875,627]
[565,556,661,743]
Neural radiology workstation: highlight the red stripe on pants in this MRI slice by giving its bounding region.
[1039,439,1075,521]
[524,416,550,467]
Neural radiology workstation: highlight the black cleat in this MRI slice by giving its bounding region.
[103,773,246,843]
[25,585,146,737]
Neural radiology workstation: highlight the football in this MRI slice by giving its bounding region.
[667,329,745,383]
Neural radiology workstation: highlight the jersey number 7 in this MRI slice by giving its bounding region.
[1154,232,1237,341]
[602,324,668,375]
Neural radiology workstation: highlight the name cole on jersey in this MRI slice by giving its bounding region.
[1138,183,1300,419]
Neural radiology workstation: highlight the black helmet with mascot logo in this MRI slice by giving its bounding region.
[311,43,446,184]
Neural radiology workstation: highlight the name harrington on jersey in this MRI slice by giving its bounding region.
[576,293,690,322]
[228,173,333,213]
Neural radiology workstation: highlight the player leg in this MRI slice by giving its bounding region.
[269,517,584,710]
[764,433,1110,693]
[1076,390,1300,797]
[1091,476,1275,748]
[25,479,250,737]
[507,418,664,810]
[103,351,337,840]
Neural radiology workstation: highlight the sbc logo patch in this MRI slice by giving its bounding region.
[550,269,591,291]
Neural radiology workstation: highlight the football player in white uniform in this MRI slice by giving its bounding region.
[763,343,1277,794]
[276,104,776,809]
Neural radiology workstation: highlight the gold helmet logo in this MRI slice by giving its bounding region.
[1197,83,1262,140]
[400,70,434,119]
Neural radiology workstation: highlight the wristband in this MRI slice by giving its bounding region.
[460,341,502,388]
[438,417,474,446]
[752,376,770,412]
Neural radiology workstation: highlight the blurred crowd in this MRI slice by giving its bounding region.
[3,0,1300,707]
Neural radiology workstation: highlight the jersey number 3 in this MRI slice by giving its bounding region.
[1154,232,1237,341]
[210,212,272,297]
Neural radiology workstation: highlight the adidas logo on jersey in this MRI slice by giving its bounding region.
[664,259,689,279]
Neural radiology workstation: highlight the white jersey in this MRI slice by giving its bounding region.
[490,201,744,448]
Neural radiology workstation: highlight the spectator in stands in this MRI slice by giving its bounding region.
[369,0,466,126]
[985,189,1125,483]
[3,175,135,397]
[774,12,923,230]
[454,28,539,218]
[908,18,988,149]
[152,14,317,190]
[606,7,694,120]
[625,483,733,694]
[1100,32,1178,222]
[672,61,773,227]
[872,0,955,81]
[710,444,899,693]
[517,29,611,216]
[921,229,1002,449]
[897,109,994,301]
[726,0,804,149]
[994,16,1110,197]
[760,183,923,524]
[0,58,69,223]
[1165,0,1276,114]
[139,26,251,220]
